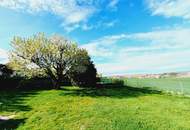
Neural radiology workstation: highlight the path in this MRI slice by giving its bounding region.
[0,115,16,121]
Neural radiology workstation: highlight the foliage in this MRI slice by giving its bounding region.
[101,77,124,86]
[0,64,22,90]
[70,61,97,87]
[10,33,96,89]
[0,77,23,90]
[0,64,13,78]
[17,77,53,90]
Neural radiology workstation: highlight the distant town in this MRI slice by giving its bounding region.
[112,72,190,79]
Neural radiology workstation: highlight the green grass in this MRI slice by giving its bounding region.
[1,86,190,130]
[124,78,190,95]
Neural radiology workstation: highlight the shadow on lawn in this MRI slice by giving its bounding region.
[0,78,54,114]
[0,118,26,130]
[61,83,162,99]
[0,90,40,129]
[0,91,39,113]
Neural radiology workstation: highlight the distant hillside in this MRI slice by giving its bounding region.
[111,72,190,79]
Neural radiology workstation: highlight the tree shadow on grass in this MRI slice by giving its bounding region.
[0,90,40,114]
[0,90,41,129]
[60,83,162,99]
[0,82,54,130]
[0,118,26,130]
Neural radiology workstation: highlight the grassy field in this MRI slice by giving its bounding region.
[1,86,190,130]
[124,78,190,95]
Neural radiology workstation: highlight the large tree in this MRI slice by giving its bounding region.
[10,33,96,89]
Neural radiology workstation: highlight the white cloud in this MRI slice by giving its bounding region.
[97,50,190,75]
[107,0,119,10]
[0,48,8,64]
[81,34,128,57]
[83,27,190,75]
[82,43,112,57]
[0,0,96,31]
[146,0,190,19]
[104,20,118,27]
[81,24,93,31]
[79,20,118,31]
[62,24,80,32]
[0,0,120,31]
[127,28,190,49]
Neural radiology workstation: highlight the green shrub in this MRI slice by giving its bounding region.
[18,77,53,90]
[100,77,124,87]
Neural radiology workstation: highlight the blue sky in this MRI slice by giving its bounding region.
[0,0,190,75]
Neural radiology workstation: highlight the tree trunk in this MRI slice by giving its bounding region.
[52,79,61,89]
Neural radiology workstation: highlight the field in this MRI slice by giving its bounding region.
[1,86,190,130]
[124,78,190,95]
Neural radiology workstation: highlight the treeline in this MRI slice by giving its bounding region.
[0,33,100,90]
[0,63,51,90]
[0,63,126,90]
[0,63,100,90]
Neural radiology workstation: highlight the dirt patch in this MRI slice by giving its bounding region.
[0,115,16,121]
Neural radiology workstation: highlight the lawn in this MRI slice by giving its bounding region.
[1,86,190,130]
[124,78,190,95]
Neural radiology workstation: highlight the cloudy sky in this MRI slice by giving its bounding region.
[0,0,190,75]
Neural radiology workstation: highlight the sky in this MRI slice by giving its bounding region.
[0,0,190,76]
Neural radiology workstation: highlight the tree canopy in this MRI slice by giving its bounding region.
[10,33,97,89]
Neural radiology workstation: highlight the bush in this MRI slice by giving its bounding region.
[100,77,124,87]
[0,76,23,90]
[0,64,14,78]
[70,61,97,87]
[18,77,53,90]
